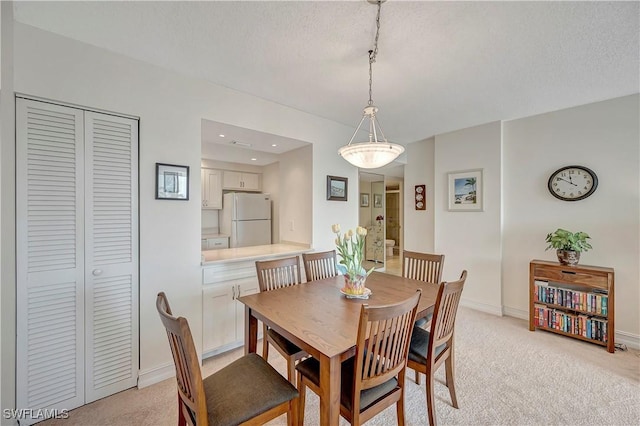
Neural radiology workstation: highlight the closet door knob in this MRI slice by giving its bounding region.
[92,269,103,276]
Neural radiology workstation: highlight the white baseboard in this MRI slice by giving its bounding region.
[502,306,528,320]
[137,362,175,389]
[502,305,640,351]
[615,330,640,350]
[459,299,503,316]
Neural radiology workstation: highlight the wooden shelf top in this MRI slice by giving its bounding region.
[530,259,614,273]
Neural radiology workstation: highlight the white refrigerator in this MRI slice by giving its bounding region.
[220,193,272,248]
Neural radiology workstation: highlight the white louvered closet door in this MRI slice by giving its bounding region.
[16,98,139,420]
[84,112,139,403]
[16,99,86,416]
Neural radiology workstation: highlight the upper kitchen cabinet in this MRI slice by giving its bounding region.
[222,170,261,192]
[202,168,222,209]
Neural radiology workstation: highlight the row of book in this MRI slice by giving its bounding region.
[533,303,608,342]
[534,280,608,315]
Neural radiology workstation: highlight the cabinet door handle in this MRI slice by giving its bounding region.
[232,286,236,300]
[236,284,241,297]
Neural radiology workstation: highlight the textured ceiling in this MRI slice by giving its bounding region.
[14,1,640,147]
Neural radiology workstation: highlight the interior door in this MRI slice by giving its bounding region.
[16,98,140,421]
[16,99,86,418]
[84,111,139,403]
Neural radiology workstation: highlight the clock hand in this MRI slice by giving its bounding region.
[557,177,577,186]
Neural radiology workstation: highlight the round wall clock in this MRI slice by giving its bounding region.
[547,165,598,201]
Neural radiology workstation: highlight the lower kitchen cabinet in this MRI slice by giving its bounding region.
[202,263,261,357]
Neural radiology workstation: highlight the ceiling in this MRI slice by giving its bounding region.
[13,1,639,160]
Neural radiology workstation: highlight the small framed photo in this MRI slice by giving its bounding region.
[156,163,189,200]
[448,169,483,211]
[373,193,383,208]
[360,193,369,207]
[327,175,348,201]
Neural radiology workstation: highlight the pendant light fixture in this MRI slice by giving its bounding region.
[338,0,404,169]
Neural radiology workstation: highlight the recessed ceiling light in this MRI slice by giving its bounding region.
[271,144,277,147]
[219,134,225,138]
[251,158,257,161]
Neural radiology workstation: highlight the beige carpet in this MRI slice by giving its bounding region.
[40,308,640,425]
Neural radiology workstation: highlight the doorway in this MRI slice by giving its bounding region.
[385,181,402,275]
[359,172,385,271]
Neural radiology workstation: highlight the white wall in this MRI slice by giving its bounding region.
[502,95,640,340]
[404,96,639,346]
[311,142,360,252]
[403,137,435,253]
[262,162,280,243]
[435,122,503,314]
[0,1,15,416]
[278,145,312,244]
[5,23,359,394]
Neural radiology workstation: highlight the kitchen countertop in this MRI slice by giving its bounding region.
[202,242,313,265]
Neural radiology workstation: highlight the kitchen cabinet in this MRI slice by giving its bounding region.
[222,170,261,191]
[201,168,222,209]
[201,237,229,250]
[202,261,261,356]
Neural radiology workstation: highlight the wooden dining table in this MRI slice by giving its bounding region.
[238,271,439,426]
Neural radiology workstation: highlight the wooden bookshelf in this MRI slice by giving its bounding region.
[529,259,614,353]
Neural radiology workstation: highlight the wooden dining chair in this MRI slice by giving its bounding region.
[255,256,308,384]
[402,250,445,286]
[156,292,298,426]
[402,251,445,384]
[295,290,422,426]
[407,270,467,426]
[302,250,338,282]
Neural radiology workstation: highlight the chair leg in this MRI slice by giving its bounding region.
[287,399,296,426]
[177,396,187,426]
[296,372,306,426]
[262,325,269,360]
[396,391,406,426]
[415,369,421,385]
[445,355,458,409]
[426,372,437,426]
[287,356,296,386]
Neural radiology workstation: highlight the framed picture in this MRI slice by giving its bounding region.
[448,169,483,211]
[360,193,369,207]
[415,184,426,210]
[327,175,348,201]
[156,163,189,200]
[373,193,383,208]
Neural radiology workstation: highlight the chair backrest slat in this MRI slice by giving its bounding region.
[256,256,303,292]
[402,251,445,284]
[302,250,338,282]
[431,271,467,349]
[156,292,208,426]
[353,290,421,400]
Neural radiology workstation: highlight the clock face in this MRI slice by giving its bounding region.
[548,166,598,201]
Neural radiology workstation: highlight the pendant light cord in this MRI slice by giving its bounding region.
[368,0,382,106]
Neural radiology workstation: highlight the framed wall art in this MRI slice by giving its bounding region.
[360,193,369,207]
[373,193,383,208]
[156,163,189,200]
[448,169,483,211]
[327,175,348,201]
[415,184,426,210]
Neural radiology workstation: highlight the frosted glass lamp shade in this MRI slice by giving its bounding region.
[338,142,405,169]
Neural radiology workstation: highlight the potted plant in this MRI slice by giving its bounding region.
[331,224,374,296]
[545,228,592,266]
